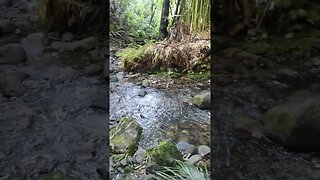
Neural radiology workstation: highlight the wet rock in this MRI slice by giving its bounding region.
[0,19,17,35]
[247,29,257,36]
[134,148,146,163]
[192,90,211,109]
[150,140,182,166]
[142,79,149,87]
[138,90,146,97]
[110,117,142,155]
[110,83,118,93]
[21,32,46,59]
[109,75,118,82]
[263,97,320,151]
[61,32,74,42]
[0,43,27,64]
[176,141,195,154]
[84,64,102,76]
[187,154,202,165]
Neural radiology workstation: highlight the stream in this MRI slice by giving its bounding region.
[109,55,211,149]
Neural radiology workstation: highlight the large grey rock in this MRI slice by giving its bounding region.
[0,19,17,34]
[21,32,46,59]
[0,44,27,64]
[198,145,210,156]
[142,79,149,87]
[110,117,142,155]
[263,97,320,151]
[176,141,195,154]
[193,90,211,109]
[187,154,202,165]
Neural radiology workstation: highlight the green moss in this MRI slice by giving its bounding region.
[263,107,297,139]
[155,71,182,78]
[193,95,202,106]
[150,140,182,166]
[110,117,142,155]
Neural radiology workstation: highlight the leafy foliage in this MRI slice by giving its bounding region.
[39,0,105,33]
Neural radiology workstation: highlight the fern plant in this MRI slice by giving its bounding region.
[153,160,210,180]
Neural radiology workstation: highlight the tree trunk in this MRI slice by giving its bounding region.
[159,0,170,40]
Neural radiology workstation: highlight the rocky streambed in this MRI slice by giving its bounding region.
[109,53,211,179]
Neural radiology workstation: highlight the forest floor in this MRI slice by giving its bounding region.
[0,1,108,179]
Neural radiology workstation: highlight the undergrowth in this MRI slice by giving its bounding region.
[153,160,210,180]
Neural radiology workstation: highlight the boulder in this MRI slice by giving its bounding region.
[0,44,27,64]
[193,90,211,109]
[110,117,142,155]
[263,97,320,151]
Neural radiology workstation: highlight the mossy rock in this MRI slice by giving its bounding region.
[193,91,211,109]
[150,140,182,166]
[110,117,142,155]
[263,97,320,151]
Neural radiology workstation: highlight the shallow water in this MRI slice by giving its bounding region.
[110,81,210,149]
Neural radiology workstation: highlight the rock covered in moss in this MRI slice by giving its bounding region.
[263,97,320,151]
[110,117,142,155]
[193,91,211,109]
[151,140,182,166]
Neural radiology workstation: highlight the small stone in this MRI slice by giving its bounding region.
[198,145,210,156]
[311,57,320,66]
[187,154,202,165]
[120,158,127,166]
[142,79,150,87]
[134,148,146,163]
[138,90,147,97]
[110,75,118,82]
[176,141,195,154]
[110,83,118,92]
